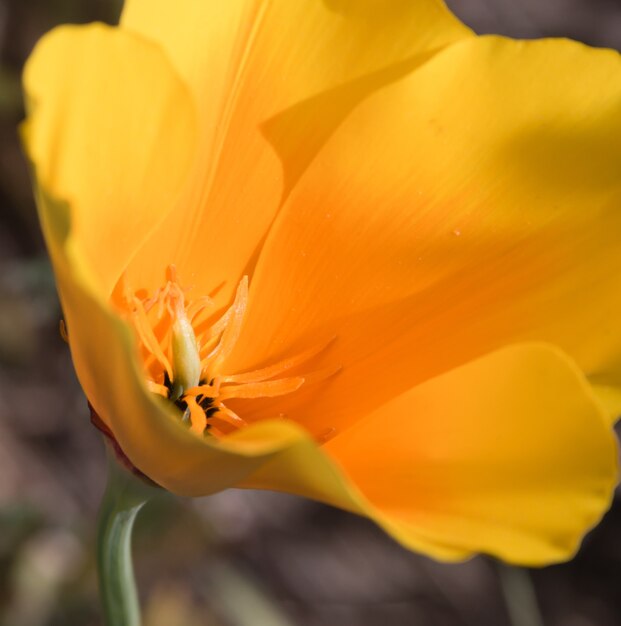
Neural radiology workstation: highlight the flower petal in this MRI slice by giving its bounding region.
[27,185,328,498]
[22,24,196,296]
[120,0,472,302]
[241,344,618,565]
[27,161,618,564]
[223,36,621,432]
[21,25,296,497]
[121,0,469,117]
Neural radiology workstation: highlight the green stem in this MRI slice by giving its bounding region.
[96,449,158,626]
[497,563,545,626]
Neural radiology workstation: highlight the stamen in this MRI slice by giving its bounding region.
[165,264,178,283]
[184,383,219,398]
[110,271,133,312]
[212,404,248,427]
[197,309,233,355]
[206,276,248,373]
[131,297,173,380]
[221,337,335,384]
[114,268,338,440]
[146,380,169,397]
[298,364,342,386]
[185,396,207,435]
[186,296,215,323]
[218,376,305,400]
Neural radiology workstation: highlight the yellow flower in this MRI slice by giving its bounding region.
[21,0,621,565]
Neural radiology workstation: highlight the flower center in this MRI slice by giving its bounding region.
[112,266,335,437]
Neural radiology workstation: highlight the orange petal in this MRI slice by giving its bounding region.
[24,181,618,566]
[223,36,621,433]
[121,0,472,303]
[242,344,618,565]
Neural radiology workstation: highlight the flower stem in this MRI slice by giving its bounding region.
[497,563,545,626]
[96,448,158,626]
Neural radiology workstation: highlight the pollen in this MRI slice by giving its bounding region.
[112,266,337,439]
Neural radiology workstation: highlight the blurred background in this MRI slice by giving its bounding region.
[2,1,621,625]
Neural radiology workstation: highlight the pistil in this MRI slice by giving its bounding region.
[169,289,201,401]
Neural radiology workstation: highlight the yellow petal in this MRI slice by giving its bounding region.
[223,36,621,433]
[122,0,470,118]
[591,384,621,423]
[121,0,470,164]
[22,24,196,296]
[242,344,618,565]
[120,0,472,302]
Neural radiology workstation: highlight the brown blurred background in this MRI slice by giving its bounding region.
[1,1,621,625]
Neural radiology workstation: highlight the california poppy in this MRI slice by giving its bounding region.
[22,0,621,565]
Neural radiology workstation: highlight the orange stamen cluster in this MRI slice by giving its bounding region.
[112,266,334,438]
